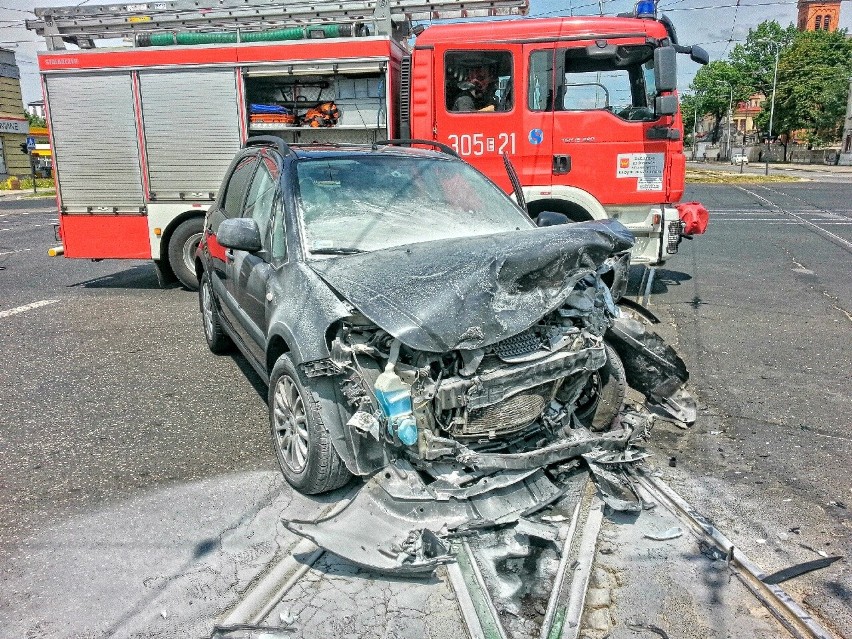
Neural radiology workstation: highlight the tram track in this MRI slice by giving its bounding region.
[733,184,852,254]
[210,466,837,639]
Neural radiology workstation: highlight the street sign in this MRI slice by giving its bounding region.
[26,136,36,151]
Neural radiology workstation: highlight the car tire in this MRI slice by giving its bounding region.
[574,342,627,431]
[199,271,232,354]
[168,217,204,290]
[269,354,351,495]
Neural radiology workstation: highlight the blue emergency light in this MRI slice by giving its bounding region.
[635,0,657,18]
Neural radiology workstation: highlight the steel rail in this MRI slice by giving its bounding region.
[734,184,852,254]
[631,469,836,639]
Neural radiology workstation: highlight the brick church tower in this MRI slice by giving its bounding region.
[797,0,841,31]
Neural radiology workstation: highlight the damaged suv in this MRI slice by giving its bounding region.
[197,139,694,571]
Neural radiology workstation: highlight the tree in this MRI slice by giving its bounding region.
[771,28,852,150]
[729,21,797,97]
[688,61,749,146]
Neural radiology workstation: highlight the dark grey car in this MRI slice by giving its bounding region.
[194,140,689,505]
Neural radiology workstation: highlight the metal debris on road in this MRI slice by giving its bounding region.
[762,556,843,585]
[643,527,683,541]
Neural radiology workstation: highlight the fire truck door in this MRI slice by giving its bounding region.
[434,46,519,192]
[550,44,668,207]
[522,44,557,189]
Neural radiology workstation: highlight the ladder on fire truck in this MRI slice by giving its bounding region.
[26,0,529,50]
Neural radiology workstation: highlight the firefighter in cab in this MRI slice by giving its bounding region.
[452,64,499,112]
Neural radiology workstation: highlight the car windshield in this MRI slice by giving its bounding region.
[295,154,532,255]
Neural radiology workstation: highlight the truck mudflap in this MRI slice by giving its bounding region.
[284,415,650,574]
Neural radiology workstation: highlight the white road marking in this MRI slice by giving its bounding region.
[0,299,60,319]
[0,223,55,232]
[0,248,32,257]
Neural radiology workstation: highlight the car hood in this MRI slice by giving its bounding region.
[308,220,634,352]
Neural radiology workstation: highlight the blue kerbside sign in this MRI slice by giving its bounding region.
[26,136,36,151]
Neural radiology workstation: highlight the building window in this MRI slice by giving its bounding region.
[814,14,822,29]
[823,16,831,30]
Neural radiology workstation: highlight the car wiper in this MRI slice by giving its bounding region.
[310,247,366,255]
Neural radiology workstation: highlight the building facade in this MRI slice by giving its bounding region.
[0,48,30,178]
[797,0,841,31]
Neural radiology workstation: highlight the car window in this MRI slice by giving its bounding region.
[296,155,532,255]
[243,155,277,251]
[223,155,258,218]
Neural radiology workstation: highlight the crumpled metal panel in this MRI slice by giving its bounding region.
[283,461,564,574]
[307,220,634,353]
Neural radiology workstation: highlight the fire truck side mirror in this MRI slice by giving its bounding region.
[690,46,710,66]
[653,46,677,93]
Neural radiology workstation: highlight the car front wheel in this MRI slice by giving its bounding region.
[269,354,351,495]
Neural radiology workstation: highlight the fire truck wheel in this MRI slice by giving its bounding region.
[269,354,352,495]
[199,271,232,354]
[574,342,627,431]
[168,218,205,290]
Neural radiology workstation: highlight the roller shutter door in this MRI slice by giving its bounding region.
[139,69,241,199]
[45,72,144,211]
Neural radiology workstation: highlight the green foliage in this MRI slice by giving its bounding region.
[689,20,851,147]
[772,29,852,146]
[728,21,797,95]
[25,112,47,128]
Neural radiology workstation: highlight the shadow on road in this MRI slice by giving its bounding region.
[625,266,693,298]
[69,264,173,289]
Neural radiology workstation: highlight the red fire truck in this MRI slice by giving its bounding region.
[27,0,708,289]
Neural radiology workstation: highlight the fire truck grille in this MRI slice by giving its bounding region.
[459,386,549,438]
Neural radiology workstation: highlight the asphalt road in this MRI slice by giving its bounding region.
[0,182,849,637]
[644,181,852,638]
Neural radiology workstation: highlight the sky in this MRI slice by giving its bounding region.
[1,0,850,106]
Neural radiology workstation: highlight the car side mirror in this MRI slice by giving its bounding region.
[537,211,570,227]
[217,218,262,252]
[654,46,677,93]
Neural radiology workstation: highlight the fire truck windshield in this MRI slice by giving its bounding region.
[296,155,533,256]
[530,46,660,122]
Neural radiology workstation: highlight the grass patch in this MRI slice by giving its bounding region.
[0,177,55,190]
[21,190,56,198]
[686,169,801,184]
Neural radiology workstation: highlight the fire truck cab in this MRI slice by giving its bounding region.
[27,0,707,287]
[411,16,692,265]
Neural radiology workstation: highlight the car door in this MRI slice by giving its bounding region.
[231,150,281,365]
[207,153,259,335]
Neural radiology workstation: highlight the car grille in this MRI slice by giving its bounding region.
[493,328,543,362]
[459,385,549,438]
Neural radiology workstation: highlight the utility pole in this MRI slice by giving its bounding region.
[715,81,734,161]
[692,99,699,160]
[766,43,780,175]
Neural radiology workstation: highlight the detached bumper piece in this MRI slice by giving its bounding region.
[284,420,648,574]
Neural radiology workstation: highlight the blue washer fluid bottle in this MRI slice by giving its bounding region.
[374,365,418,446]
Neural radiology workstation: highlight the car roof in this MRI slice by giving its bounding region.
[244,141,456,162]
